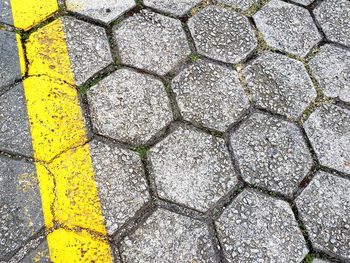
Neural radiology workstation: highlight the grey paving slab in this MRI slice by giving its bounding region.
[216,189,308,263]
[0,84,33,157]
[148,126,238,212]
[172,59,249,131]
[0,30,21,88]
[120,208,217,263]
[296,172,350,260]
[143,0,202,16]
[87,69,172,145]
[20,241,50,263]
[89,139,150,235]
[0,157,43,260]
[304,104,350,174]
[113,10,190,76]
[0,0,13,25]
[290,0,314,6]
[62,16,113,86]
[254,0,321,57]
[243,51,316,119]
[66,0,136,24]
[216,0,259,12]
[230,113,313,197]
[188,5,257,64]
[314,0,350,47]
[309,44,350,103]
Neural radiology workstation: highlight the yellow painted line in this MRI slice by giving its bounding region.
[11,1,113,261]
[10,0,59,30]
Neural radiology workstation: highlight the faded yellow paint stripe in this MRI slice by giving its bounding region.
[10,0,59,30]
[11,3,112,262]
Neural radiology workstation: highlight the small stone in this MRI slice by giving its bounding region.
[188,5,257,64]
[87,69,172,145]
[230,113,313,197]
[172,59,249,131]
[296,172,350,260]
[309,44,350,103]
[113,10,190,76]
[0,84,33,157]
[66,0,135,24]
[89,139,150,235]
[254,0,321,57]
[216,189,308,262]
[314,0,350,47]
[216,0,259,12]
[243,51,316,119]
[120,208,217,263]
[62,16,113,86]
[0,30,21,88]
[143,0,201,16]
[304,104,350,174]
[148,126,238,212]
[0,157,43,260]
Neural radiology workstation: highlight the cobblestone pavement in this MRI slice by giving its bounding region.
[1,0,350,262]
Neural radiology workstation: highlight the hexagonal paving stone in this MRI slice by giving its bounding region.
[66,0,136,24]
[290,0,314,6]
[254,0,321,57]
[216,0,259,12]
[230,113,313,197]
[0,84,32,157]
[0,30,21,88]
[143,0,202,16]
[120,208,217,263]
[0,0,13,25]
[20,241,50,263]
[89,139,150,235]
[296,172,350,260]
[314,0,350,47]
[113,10,190,76]
[87,69,172,145]
[61,16,113,86]
[172,59,249,131]
[309,44,350,103]
[148,126,238,212]
[216,189,308,263]
[0,157,43,260]
[243,51,316,119]
[188,5,257,64]
[304,104,350,174]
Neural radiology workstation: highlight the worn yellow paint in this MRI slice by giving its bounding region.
[11,3,112,261]
[49,144,106,234]
[48,229,112,263]
[23,76,87,162]
[26,19,75,84]
[10,0,58,30]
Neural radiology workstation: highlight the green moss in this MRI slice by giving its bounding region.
[133,146,150,159]
[255,30,268,53]
[78,76,104,95]
[210,130,224,138]
[245,0,269,17]
[190,0,212,16]
[303,254,315,263]
[189,53,201,62]
[135,0,143,8]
